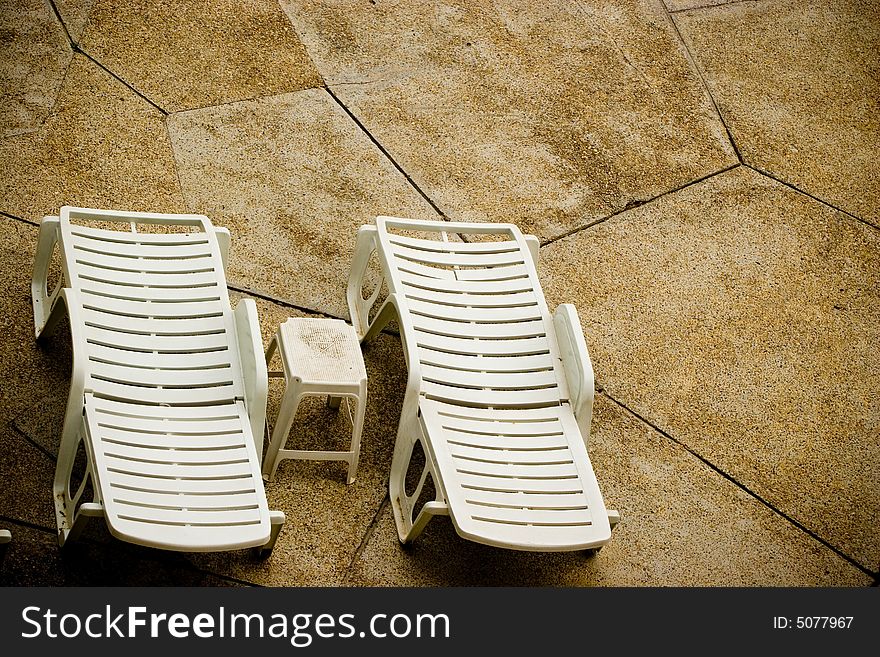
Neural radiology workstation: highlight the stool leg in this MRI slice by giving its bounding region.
[347,382,367,485]
[263,384,302,482]
[327,396,342,410]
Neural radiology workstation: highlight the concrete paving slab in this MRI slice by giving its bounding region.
[168,88,440,318]
[54,0,93,42]
[184,294,407,585]
[283,0,736,240]
[1,0,73,137]
[347,395,868,586]
[0,522,241,586]
[540,166,880,571]
[675,0,880,225]
[79,0,322,112]
[0,54,186,222]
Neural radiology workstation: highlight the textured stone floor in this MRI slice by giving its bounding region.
[0,0,876,587]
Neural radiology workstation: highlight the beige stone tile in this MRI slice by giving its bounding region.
[283,0,736,241]
[675,0,880,224]
[167,88,441,318]
[79,0,322,112]
[347,396,868,586]
[540,166,880,570]
[186,294,407,585]
[0,54,186,222]
[54,0,94,42]
[0,0,73,137]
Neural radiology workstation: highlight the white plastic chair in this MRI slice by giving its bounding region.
[348,217,619,551]
[32,207,284,555]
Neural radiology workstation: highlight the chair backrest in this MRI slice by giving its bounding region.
[57,206,245,406]
[375,216,571,410]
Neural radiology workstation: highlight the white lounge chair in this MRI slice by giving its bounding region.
[348,217,619,551]
[32,207,284,555]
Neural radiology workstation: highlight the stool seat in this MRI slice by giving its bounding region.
[278,318,367,387]
[263,318,368,484]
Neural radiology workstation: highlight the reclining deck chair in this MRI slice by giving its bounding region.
[347,217,619,551]
[32,207,283,555]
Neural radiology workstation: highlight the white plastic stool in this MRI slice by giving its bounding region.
[263,318,368,484]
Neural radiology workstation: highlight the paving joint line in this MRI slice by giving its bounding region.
[744,164,879,231]
[164,118,196,215]
[539,162,740,248]
[167,85,326,116]
[191,567,260,588]
[669,0,764,14]
[324,86,448,220]
[10,421,56,463]
[342,495,389,585]
[73,46,168,115]
[226,283,344,320]
[1,211,40,227]
[664,9,743,163]
[601,391,875,578]
[0,515,57,537]
[46,0,74,45]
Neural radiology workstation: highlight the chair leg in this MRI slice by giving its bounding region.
[361,297,397,344]
[54,426,102,547]
[254,510,285,559]
[389,426,445,544]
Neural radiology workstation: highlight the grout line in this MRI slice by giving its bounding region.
[1,211,40,227]
[601,391,875,578]
[324,86,448,220]
[165,118,194,211]
[668,0,764,14]
[191,568,260,588]
[744,164,880,231]
[10,422,56,463]
[46,0,74,45]
[73,46,168,114]
[0,515,57,537]
[539,162,740,247]
[664,10,743,163]
[342,495,390,585]
[226,282,344,320]
[167,86,324,117]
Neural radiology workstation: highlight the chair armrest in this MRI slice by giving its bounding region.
[214,226,231,270]
[347,225,383,340]
[32,216,63,339]
[553,304,595,445]
[524,234,540,267]
[234,298,268,457]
